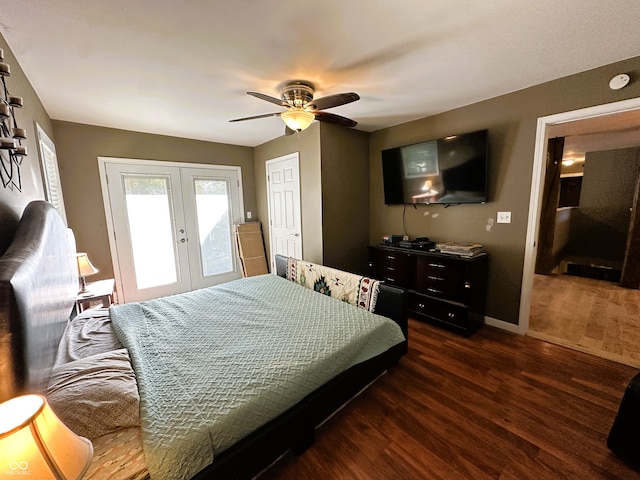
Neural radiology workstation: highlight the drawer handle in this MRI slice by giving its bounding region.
[417,303,425,309]
[428,263,446,268]
[448,312,456,318]
[387,255,396,260]
[385,277,396,283]
[387,267,396,271]
[464,282,471,289]
[427,275,444,281]
[427,287,444,295]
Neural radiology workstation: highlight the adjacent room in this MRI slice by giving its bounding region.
[1,2,640,479]
[529,113,640,367]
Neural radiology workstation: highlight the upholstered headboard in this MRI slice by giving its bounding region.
[0,201,77,401]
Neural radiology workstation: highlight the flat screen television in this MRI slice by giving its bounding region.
[382,129,488,205]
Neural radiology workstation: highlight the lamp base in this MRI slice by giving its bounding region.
[78,276,88,293]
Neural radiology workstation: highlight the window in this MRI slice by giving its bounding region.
[36,123,67,224]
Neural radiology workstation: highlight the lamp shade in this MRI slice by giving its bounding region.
[76,253,98,278]
[281,109,315,132]
[0,394,93,480]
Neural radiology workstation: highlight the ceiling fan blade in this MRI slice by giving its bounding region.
[247,91,288,107]
[314,111,358,128]
[229,112,282,122]
[308,92,359,111]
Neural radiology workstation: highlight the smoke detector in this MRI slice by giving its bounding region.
[609,74,630,90]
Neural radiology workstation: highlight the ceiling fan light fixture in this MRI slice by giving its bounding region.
[231,80,359,132]
[281,109,315,132]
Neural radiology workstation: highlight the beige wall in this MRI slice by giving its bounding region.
[253,123,323,266]
[319,123,370,274]
[52,121,255,281]
[253,122,370,274]
[370,55,640,325]
[0,32,54,254]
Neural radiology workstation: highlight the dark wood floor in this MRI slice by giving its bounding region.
[262,319,640,479]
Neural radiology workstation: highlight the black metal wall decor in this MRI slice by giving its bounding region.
[0,47,27,191]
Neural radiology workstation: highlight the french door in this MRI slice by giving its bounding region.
[100,158,243,302]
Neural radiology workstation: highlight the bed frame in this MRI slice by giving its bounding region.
[0,200,408,480]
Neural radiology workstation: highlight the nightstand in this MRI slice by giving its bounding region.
[76,278,116,313]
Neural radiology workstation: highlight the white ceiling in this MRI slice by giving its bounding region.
[1,1,639,147]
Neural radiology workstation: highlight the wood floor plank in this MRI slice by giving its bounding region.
[261,319,640,479]
[530,273,640,366]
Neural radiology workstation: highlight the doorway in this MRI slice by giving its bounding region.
[99,158,244,302]
[520,97,640,364]
[265,153,302,271]
[535,140,640,283]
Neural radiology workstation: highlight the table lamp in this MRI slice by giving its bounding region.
[0,394,93,480]
[76,252,98,293]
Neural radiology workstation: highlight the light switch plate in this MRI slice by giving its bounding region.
[497,211,511,223]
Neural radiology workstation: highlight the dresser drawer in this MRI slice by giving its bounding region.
[415,256,469,303]
[409,294,469,330]
[379,267,407,286]
[369,248,413,287]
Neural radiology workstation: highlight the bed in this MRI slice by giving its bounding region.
[0,200,408,479]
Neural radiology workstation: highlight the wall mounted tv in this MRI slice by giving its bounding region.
[382,129,488,205]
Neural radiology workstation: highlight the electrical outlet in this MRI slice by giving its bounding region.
[246,211,252,220]
[497,211,511,224]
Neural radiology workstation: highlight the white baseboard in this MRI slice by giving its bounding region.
[484,316,524,334]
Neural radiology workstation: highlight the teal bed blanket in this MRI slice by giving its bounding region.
[110,274,405,480]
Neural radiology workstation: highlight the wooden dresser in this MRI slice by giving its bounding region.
[368,245,488,335]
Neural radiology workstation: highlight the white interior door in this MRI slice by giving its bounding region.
[266,153,302,270]
[101,159,243,302]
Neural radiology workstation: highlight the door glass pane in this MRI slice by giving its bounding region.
[123,175,178,289]
[194,178,233,276]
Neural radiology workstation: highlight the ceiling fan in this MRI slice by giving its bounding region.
[229,80,360,135]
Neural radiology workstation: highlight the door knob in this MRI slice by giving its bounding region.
[291,233,300,237]
[180,238,186,243]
